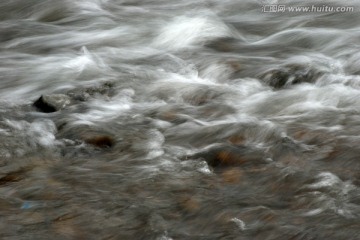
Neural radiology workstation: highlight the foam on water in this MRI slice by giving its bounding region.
[153,15,234,50]
[0,119,58,157]
[0,0,360,238]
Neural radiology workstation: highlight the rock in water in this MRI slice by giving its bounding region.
[85,136,114,148]
[260,64,323,89]
[185,143,267,167]
[33,94,71,113]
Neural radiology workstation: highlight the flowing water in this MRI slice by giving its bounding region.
[0,0,360,239]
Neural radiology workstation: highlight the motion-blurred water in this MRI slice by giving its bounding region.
[0,0,360,239]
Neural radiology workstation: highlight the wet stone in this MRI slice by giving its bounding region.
[85,136,115,148]
[179,196,200,213]
[260,64,323,89]
[205,37,240,52]
[221,168,243,184]
[0,170,25,185]
[67,81,116,101]
[185,144,267,168]
[182,87,224,106]
[33,94,71,113]
[228,135,246,145]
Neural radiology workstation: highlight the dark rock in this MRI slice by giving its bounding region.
[67,81,116,101]
[156,111,189,124]
[85,136,114,148]
[185,143,267,167]
[182,87,224,106]
[33,94,71,113]
[0,170,25,185]
[205,37,240,52]
[260,64,323,89]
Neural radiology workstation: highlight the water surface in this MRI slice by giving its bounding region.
[0,0,360,239]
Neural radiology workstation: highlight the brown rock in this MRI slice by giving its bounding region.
[0,169,26,185]
[216,151,247,166]
[221,168,243,184]
[85,136,114,148]
[228,135,246,145]
[179,196,200,212]
[186,143,266,168]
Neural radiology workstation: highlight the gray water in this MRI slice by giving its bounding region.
[0,0,360,239]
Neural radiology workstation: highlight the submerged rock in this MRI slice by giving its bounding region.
[33,94,71,113]
[221,168,243,184]
[185,143,267,167]
[85,136,114,148]
[260,64,323,89]
[67,81,116,101]
[205,37,239,52]
[0,169,25,185]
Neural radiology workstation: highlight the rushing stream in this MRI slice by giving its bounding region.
[0,0,360,239]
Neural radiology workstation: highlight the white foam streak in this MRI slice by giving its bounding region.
[153,16,233,49]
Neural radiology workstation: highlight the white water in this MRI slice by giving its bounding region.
[0,0,360,239]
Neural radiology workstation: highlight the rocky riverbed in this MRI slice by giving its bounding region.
[0,0,360,239]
